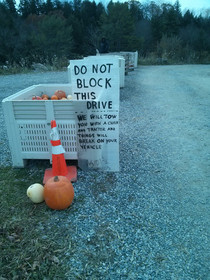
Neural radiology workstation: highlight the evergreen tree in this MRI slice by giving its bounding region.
[42,0,54,14]
[4,0,17,15]
[96,2,105,21]
[100,1,138,51]
[81,0,97,26]
[54,0,63,10]
[0,0,210,67]
[62,1,73,18]
[182,10,195,26]
[129,0,143,22]
[161,3,181,36]
[19,0,42,18]
[0,1,19,63]
[73,0,81,18]
[29,12,74,62]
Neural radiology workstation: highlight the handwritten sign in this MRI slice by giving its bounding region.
[70,57,120,171]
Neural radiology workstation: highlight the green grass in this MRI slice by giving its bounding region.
[0,164,123,279]
[0,165,73,279]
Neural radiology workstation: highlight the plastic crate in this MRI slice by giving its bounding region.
[95,55,125,88]
[120,52,136,71]
[101,52,129,75]
[104,51,138,73]
[2,84,79,167]
[68,55,125,88]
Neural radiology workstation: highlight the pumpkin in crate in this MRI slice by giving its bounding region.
[51,95,58,100]
[54,90,66,100]
[41,94,49,100]
[44,176,74,210]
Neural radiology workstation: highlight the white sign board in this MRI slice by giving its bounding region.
[70,57,120,171]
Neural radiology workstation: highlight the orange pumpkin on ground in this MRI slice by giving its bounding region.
[54,90,66,99]
[44,176,74,210]
[51,95,58,100]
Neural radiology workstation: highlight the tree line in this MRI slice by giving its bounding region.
[0,0,210,67]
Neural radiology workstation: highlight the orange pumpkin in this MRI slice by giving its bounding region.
[41,94,49,99]
[54,90,66,100]
[44,176,74,210]
[51,95,58,100]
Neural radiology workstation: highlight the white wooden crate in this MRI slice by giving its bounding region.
[2,84,79,167]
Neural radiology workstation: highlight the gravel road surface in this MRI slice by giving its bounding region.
[0,65,209,279]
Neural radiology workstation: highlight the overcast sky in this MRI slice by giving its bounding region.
[98,0,210,15]
[13,0,210,15]
[148,0,210,13]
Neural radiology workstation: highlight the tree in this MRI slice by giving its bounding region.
[19,0,42,18]
[100,1,137,51]
[78,1,105,54]
[174,0,182,19]
[144,1,161,19]
[135,19,153,54]
[62,1,73,18]
[30,12,74,62]
[0,1,19,63]
[182,10,195,26]
[42,0,54,14]
[3,0,17,15]
[73,0,81,18]
[128,0,143,22]
[96,2,105,21]
[157,34,183,60]
[161,3,181,36]
[0,0,209,66]
[81,0,97,26]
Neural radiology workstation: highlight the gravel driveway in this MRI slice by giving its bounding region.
[0,65,209,279]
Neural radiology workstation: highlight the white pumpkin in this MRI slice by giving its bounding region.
[27,183,44,203]
[67,94,73,100]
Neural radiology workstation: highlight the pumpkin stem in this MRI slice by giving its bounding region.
[54,176,59,182]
